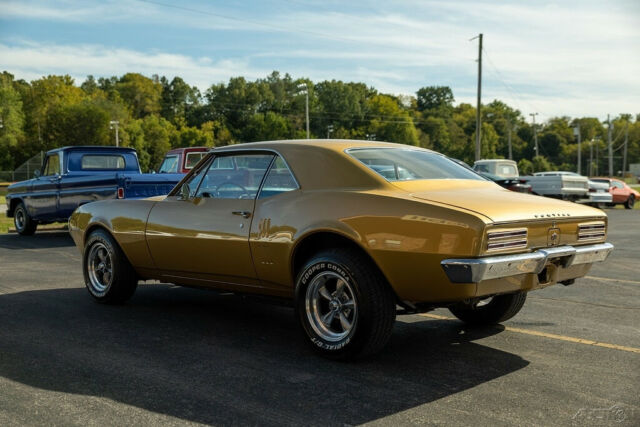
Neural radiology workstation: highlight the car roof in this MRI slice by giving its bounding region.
[210,139,437,190]
[47,146,136,154]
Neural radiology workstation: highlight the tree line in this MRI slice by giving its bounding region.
[1,70,638,174]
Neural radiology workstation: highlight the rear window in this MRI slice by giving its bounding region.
[185,152,206,169]
[81,155,125,170]
[499,165,517,176]
[349,148,483,181]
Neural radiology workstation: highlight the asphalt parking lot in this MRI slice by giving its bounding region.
[0,210,638,426]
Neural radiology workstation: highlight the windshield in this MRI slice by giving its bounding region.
[348,148,483,182]
[158,155,178,173]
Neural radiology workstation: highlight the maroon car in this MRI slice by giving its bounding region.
[158,147,209,174]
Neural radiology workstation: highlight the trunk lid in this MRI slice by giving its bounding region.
[392,179,605,223]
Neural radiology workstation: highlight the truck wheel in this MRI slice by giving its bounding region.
[624,195,634,209]
[448,292,527,326]
[83,229,137,304]
[13,202,37,235]
[295,248,396,360]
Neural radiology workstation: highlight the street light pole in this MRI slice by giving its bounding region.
[109,120,120,147]
[607,114,613,177]
[297,84,310,139]
[471,33,483,161]
[529,113,538,157]
[573,124,581,175]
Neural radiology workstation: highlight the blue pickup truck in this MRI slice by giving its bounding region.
[5,146,184,235]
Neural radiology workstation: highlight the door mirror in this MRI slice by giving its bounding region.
[179,183,191,200]
[33,170,41,179]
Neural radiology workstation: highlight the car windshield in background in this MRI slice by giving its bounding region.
[158,155,178,173]
[348,148,484,182]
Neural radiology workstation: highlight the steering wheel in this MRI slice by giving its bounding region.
[215,182,250,199]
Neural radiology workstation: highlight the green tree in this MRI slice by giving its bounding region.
[367,95,418,146]
[115,73,162,119]
[140,115,174,171]
[415,86,454,114]
[0,72,26,169]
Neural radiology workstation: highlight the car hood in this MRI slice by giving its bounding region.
[392,179,605,223]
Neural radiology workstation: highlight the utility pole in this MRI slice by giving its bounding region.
[507,120,516,160]
[109,120,119,147]
[573,124,581,175]
[327,125,334,139]
[471,33,483,161]
[297,84,310,139]
[589,139,594,177]
[624,126,629,175]
[529,113,538,157]
[607,114,613,177]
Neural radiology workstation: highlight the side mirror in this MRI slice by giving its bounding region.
[179,183,191,200]
[33,170,41,179]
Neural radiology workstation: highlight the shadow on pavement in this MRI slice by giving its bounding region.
[0,231,74,250]
[0,284,529,425]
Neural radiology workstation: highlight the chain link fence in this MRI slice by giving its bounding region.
[0,152,44,183]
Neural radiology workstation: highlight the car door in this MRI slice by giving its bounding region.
[610,181,626,203]
[145,152,274,287]
[28,153,62,220]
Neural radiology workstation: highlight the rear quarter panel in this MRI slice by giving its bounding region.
[250,189,486,302]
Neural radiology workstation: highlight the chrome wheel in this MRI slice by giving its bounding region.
[305,271,358,342]
[14,207,25,231]
[87,243,113,293]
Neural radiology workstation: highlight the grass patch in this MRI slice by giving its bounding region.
[0,190,12,233]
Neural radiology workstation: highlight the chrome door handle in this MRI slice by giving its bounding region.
[232,211,251,218]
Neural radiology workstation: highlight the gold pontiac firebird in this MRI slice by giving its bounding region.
[69,140,613,359]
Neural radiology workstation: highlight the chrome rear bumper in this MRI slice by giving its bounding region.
[441,243,614,283]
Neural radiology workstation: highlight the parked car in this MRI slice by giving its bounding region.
[532,172,611,206]
[591,177,639,209]
[158,147,209,174]
[5,146,183,235]
[69,140,613,359]
[473,159,519,179]
[520,172,589,201]
[477,172,532,193]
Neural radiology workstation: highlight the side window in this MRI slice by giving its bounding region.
[43,154,60,176]
[185,152,205,170]
[474,164,489,173]
[197,154,273,199]
[613,181,624,189]
[258,156,298,199]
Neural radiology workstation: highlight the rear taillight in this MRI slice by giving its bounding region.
[117,187,124,199]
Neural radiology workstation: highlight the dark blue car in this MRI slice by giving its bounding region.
[5,146,184,235]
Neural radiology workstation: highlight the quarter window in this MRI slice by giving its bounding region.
[258,156,298,199]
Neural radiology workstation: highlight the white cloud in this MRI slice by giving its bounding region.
[0,42,269,89]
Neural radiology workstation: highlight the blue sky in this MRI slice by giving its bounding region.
[1,0,639,121]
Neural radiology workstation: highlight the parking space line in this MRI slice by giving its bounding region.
[585,276,640,285]
[419,313,640,354]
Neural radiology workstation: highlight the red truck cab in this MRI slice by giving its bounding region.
[158,147,209,174]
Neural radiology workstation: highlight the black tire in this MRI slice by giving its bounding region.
[13,202,37,235]
[448,292,527,326]
[295,248,396,360]
[624,195,634,209]
[83,229,138,304]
